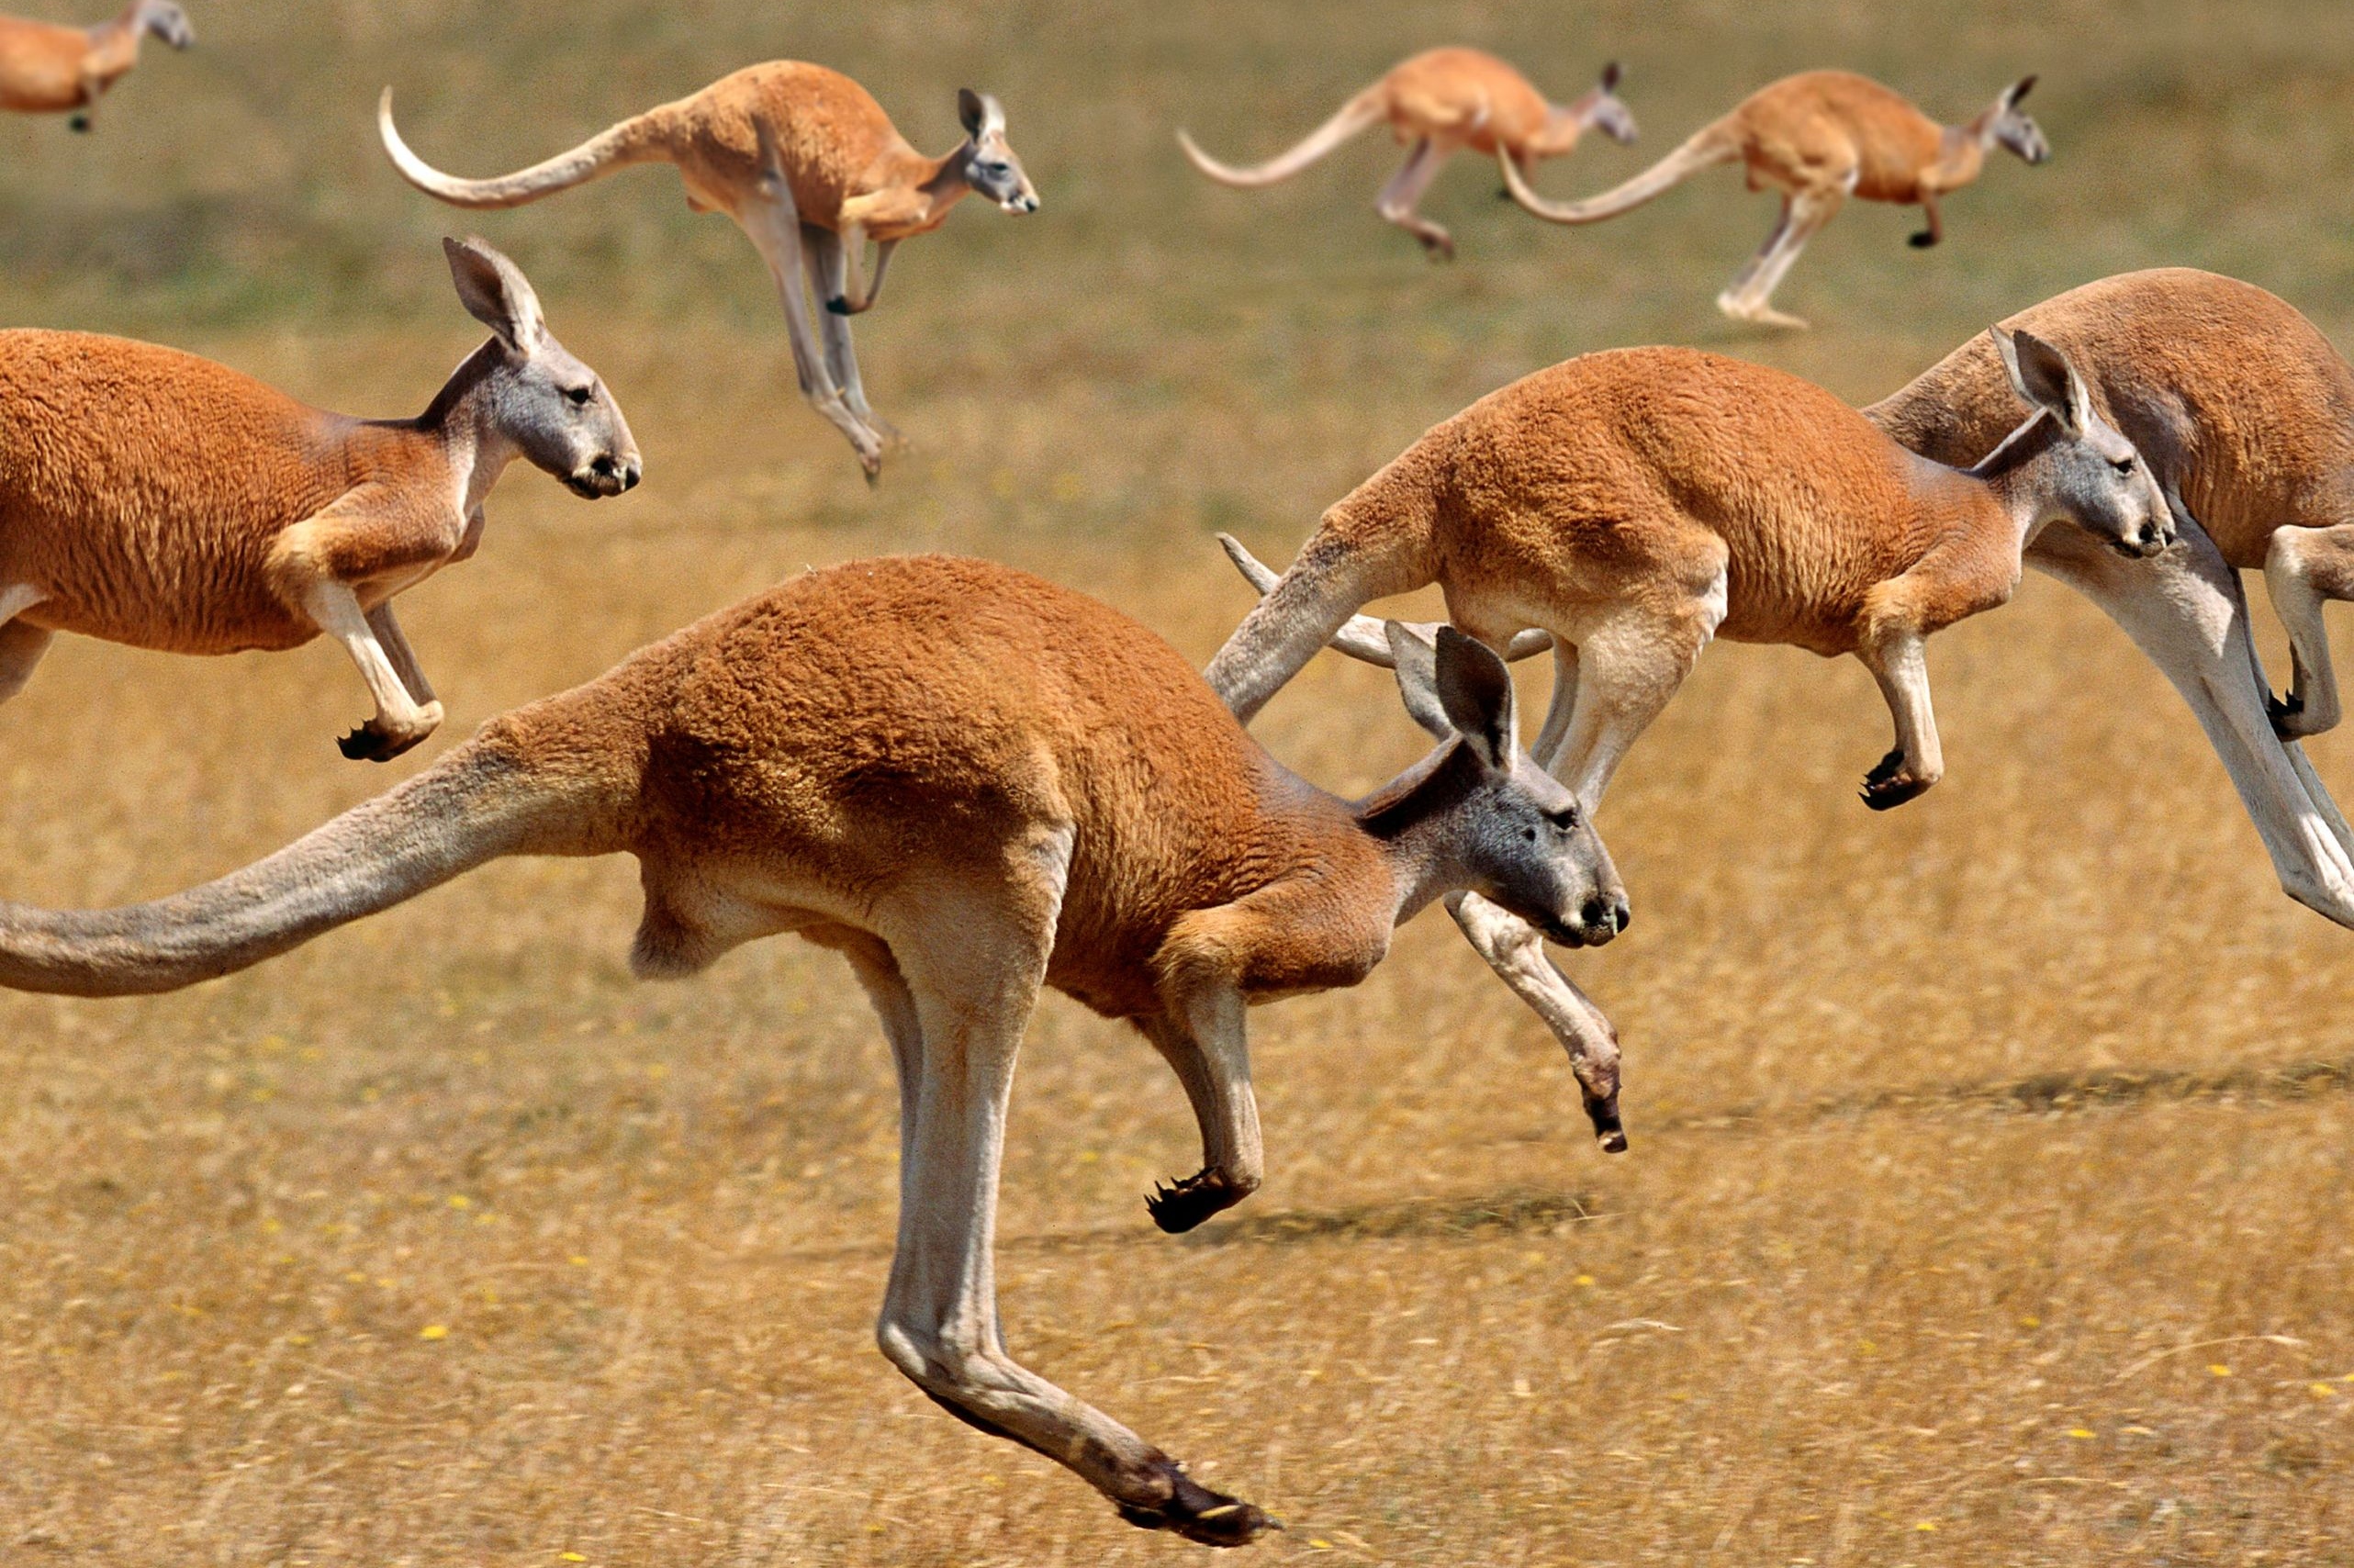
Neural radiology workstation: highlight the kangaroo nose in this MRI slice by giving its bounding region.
[1581,895,1631,935]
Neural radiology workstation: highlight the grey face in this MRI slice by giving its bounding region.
[1995,75,2048,164]
[956,89,1040,214]
[443,237,641,499]
[1584,62,1638,146]
[1995,327,2171,558]
[138,0,194,49]
[1396,625,1630,948]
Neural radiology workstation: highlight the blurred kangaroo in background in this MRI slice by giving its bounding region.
[1502,71,2046,327]
[1209,333,2169,1143]
[1180,48,1635,259]
[381,63,1038,481]
[0,554,1625,1548]
[0,0,191,129]
[0,238,638,761]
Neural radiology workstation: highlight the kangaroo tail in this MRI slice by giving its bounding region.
[0,725,615,996]
[1204,434,1453,722]
[1499,122,1739,225]
[1177,90,1385,189]
[378,86,672,209]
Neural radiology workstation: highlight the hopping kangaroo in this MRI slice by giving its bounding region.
[1179,48,1635,259]
[0,0,191,129]
[1209,338,2168,1142]
[381,64,1038,479]
[1866,268,2354,928]
[0,238,638,760]
[0,554,1626,1546]
[1501,70,2046,327]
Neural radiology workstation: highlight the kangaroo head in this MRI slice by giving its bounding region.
[1989,326,2171,558]
[956,89,1040,214]
[1576,62,1638,149]
[1385,623,1628,948]
[132,0,193,49]
[444,237,641,499]
[1990,74,2047,164]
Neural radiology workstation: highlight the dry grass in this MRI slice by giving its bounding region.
[1,0,2351,1562]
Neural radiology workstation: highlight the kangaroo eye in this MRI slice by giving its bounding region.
[1544,806,1580,831]
[566,385,594,407]
[2112,456,2135,475]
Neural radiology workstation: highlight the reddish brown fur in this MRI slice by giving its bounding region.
[0,331,461,653]
[1870,269,2354,569]
[0,2,184,120]
[1363,48,1597,159]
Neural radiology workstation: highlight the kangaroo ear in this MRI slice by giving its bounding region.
[1434,626,1518,768]
[1993,326,2088,435]
[2004,73,2037,108]
[1600,61,1621,92]
[1384,622,1454,740]
[444,236,544,356]
[958,89,1003,139]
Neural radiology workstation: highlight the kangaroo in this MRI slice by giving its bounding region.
[1866,268,2354,929]
[0,553,1625,1545]
[379,64,1038,481]
[1207,337,2169,1142]
[0,237,639,761]
[1179,48,1635,260]
[1500,70,2046,327]
[0,0,191,129]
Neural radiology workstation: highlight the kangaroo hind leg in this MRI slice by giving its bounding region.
[1377,138,1457,260]
[872,826,1276,1545]
[736,182,887,480]
[2263,521,2354,738]
[801,225,900,445]
[1719,180,1847,330]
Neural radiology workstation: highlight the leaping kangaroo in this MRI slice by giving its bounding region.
[0,237,639,761]
[1178,47,1635,259]
[1207,335,2168,1141]
[1500,70,2046,327]
[1867,268,2354,929]
[380,63,1038,481]
[0,0,191,130]
[0,554,1626,1547]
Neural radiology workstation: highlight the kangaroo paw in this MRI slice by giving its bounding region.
[1585,1089,1629,1154]
[1909,230,1938,249]
[68,114,89,133]
[1859,748,1934,811]
[2269,689,2315,740]
[1145,1168,1252,1234]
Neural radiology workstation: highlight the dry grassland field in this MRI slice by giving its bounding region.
[2,0,2352,1562]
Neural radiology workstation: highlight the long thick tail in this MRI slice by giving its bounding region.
[378,87,672,209]
[0,729,611,996]
[1499,122,1738,225]
[1177,91,1385,189]
[1203,436,1453,722]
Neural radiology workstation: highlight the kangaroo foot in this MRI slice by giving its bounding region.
[1419,229,1457,263]
[1909,229,1939,249]
[1145,1167,1254,1234]
[1859,747,1934,812]
[1717,293,1810,330]
[338,704,442,763]
[1115,1461,1280,1548]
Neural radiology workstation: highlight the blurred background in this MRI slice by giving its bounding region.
[0,1,2349,1562]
